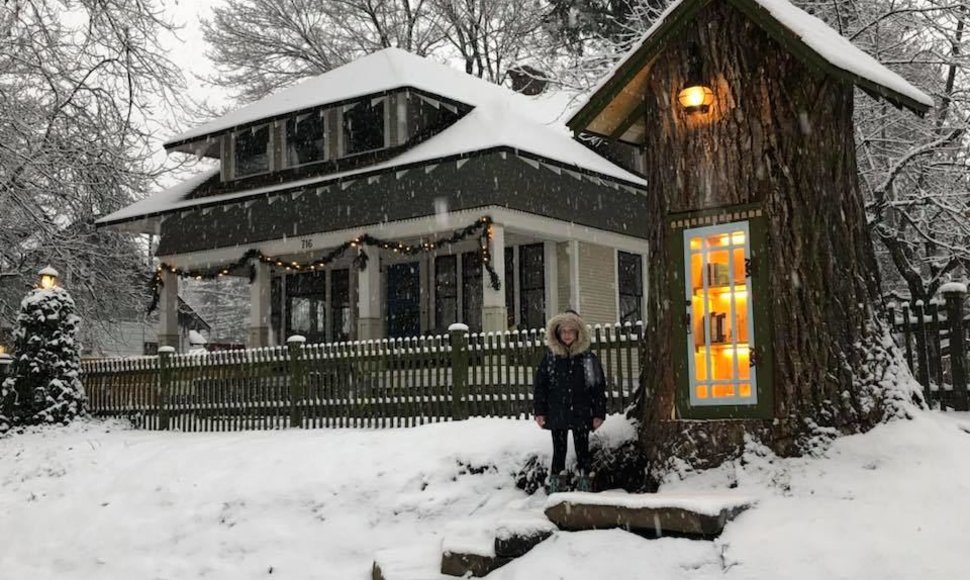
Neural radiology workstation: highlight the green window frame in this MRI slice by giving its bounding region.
[669,207,773,420]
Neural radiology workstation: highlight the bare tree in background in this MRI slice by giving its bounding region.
[0,0,185,351]
[202,0,446,102]
[817,0,970,304]
[432,0,552,83]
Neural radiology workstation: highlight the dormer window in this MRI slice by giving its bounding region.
[234,124,270,178]
[285,112,327,167]
[343,98,386,156]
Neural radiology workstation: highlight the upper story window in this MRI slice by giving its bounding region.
[285,112,327,167]
[234,124,270,178]
[343,98,385,156]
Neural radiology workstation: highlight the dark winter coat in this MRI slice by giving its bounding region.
[533,312,607,430]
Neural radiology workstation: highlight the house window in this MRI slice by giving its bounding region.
[331,269,351,342]
[519,243,545,330]
[286,271,327,344]
[462,252,483,332]
[684,221,757,407]
[435,255,458,334]
[618,251,643,324]
[343,98,385,155]
[285,112,327,167]
[505,248,515,329]
[233,124,270,178]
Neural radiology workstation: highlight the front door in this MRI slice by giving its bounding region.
[386,262,421,338]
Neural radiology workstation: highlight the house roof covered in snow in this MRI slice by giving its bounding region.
[568,0,934,142]
[167,48,573,149]
[98,49,646,233]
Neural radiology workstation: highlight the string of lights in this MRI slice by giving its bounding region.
[149,216,501,313]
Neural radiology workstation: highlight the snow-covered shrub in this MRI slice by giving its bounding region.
[513,415,651,493]
[0,287,86,430]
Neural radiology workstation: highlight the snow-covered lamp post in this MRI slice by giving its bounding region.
[37,266,59,290]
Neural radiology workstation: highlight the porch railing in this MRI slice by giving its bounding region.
[81,322,644,431]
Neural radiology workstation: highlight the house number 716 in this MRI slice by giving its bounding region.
[301,239,313,249]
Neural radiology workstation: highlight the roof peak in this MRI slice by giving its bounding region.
[570,0,931,137]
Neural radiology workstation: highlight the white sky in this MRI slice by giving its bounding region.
[160,0,226,109]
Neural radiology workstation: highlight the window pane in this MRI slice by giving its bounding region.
[435,256,457,333]
[290,297,312,334]
[462,252,482,332]
[234,125,270,177]
[344,100,385,155]
[286,113,326,167]
[684,221,757,407]
[618,251,642,324]
[505,249,515,329]
[519,244,545,329]
[331,269,351,342]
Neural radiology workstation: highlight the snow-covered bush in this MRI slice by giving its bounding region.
[0,286,86,431]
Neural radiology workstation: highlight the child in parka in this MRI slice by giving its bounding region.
[533,310,607,492]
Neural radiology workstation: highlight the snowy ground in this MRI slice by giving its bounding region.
[1,411,968,580]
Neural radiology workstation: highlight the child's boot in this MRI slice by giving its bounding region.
[547,473,562,494]
[576,472,592,492]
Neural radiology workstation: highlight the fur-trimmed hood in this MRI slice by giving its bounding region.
[545,311,591,357]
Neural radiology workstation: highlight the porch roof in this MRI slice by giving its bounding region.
[98,103,647,234]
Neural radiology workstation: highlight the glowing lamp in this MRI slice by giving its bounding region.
[678,85,714,113]
[38,266,59,290]
[679,42,714,114]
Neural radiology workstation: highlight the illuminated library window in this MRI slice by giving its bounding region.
[683,221,757,407]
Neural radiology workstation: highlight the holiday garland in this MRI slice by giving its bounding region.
[149,215,501,313]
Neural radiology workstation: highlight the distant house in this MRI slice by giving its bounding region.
[97,49,648,347]
[81,297,211,358]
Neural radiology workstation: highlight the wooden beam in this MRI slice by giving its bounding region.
[610,101,647,142]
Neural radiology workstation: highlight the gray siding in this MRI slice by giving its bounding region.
[157,152,647,255]
[578,242,618,325]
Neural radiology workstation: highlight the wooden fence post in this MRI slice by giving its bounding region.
[288,335,307,428]
[913,300,932,390]
[158,346,174,430]
[449,324,469,421]
[942,284,969,411]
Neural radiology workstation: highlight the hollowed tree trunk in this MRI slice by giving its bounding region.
[636,1,915,474]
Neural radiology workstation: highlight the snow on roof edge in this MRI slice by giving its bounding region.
[570,0,932,129]
[97,145,646,229]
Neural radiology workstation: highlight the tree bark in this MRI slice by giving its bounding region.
[636,1,913,475]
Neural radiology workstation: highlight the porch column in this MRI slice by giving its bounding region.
[249,261,272,347]
[357,251,383,340]
[482,223,508,333]
[158,269,180,350]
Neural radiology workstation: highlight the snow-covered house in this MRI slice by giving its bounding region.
[97,49,648,347]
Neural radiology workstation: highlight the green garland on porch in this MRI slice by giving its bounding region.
[148,215,501,313]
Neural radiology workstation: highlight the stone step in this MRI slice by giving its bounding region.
[544,491,755,537]
[372,545,450,580]
[440,514,557,577]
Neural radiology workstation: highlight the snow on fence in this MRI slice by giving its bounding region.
[886,286,970,411]
[81,322,644,431]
